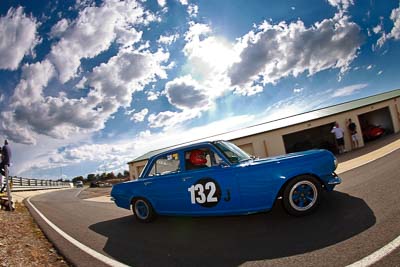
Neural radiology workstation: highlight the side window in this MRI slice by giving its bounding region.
[185,148,223,171]
[148,153,180,177]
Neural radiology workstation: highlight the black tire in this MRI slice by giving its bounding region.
[282,175,321,216]
[132,198,157,223]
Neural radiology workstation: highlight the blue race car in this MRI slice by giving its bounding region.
[111,140,341,222]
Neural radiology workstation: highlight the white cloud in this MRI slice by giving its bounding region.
[376,33,388,49]
[49,18,69,38]
[179,0,188,5]
[184,34,238,75]
[373,24,382,34]
[183,22,237,97]
[146,91,160,101]
[12,60,55,105]
[75,77,87,89]
[150,73,219,129]
[21,137,135,178]
[378,70,383,75]
[332,83,368,97]
[157,0,166,7]
[184,22,211,41]
[228,15,362,95]
[157,33,180,45]
[11,132,91,176]
[1,0,170,146]
[88,48,169,108]
[165,75,211,110]
[131,108,149,122]
[187,4,199,17]
[375,5,400,48]
[148,110,200,128]
[327,0,354,12]
[0,7,39,70]
[366,65,373,70]
[48,0,145,83]
[6,60,108,142]
[124,108,136,115]
[5,45,169,144]
[148,22,239,130]
[168,13,362,125]
[293,87,304,93]
[0,111,37,145]
[389,5,400,40]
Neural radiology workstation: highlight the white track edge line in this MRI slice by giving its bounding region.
[27,197,130,267]
[344,145,400,266]
[74,188,84,198]
[346,235,400,267]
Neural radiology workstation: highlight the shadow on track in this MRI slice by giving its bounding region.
[90,191,375,267]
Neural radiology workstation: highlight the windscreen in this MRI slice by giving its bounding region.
[214,141,251,164]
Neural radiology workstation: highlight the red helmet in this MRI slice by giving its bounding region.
[189,150,207,165]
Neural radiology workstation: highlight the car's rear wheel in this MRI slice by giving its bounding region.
[132,198,156,223]
[282,175,321,216]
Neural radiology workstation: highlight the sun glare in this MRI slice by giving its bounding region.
[191,36,237,73]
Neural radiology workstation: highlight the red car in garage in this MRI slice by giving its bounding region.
[362,125,385,141]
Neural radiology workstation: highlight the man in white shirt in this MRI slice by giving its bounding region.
[331,123,345,154]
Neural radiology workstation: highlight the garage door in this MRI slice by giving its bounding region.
[283,123,338,154]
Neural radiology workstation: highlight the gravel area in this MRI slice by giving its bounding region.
[0,201,70,267]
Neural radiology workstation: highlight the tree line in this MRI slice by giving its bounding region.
[71,170,130,183]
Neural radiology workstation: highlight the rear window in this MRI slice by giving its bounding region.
[147,153,180,177]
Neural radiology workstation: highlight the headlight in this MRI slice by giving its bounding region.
[333,157,338,170]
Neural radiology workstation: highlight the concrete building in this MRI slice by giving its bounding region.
[128,89,400,180]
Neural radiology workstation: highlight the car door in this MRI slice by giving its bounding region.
[179,146,240,215]
[138,151,192,215]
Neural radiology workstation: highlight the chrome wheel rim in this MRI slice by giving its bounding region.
[135,200,149,220]
[289,180,317,211]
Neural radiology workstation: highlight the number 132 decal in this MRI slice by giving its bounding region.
[187,178,221,208]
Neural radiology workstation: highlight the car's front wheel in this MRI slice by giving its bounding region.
[132,198,157,223]
[282,175,321,216]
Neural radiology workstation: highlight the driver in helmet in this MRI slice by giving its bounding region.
[186,149,208,170]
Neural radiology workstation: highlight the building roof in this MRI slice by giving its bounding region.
[129,89,400,164]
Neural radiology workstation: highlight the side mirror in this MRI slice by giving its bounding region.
[219,162,229,168]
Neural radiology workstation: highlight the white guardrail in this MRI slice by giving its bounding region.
[6,176,72,192]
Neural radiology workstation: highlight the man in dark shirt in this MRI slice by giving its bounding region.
[347,119,359,149]
[0,140,11,177]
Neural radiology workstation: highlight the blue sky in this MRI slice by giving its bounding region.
[0,0,399,179]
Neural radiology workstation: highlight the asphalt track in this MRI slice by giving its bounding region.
[27,149,400,267]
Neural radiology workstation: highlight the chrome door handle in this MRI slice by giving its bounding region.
[144,182,152,186]
[182,177,193,182]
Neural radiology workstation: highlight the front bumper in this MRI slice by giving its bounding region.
[325,172,342,191]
